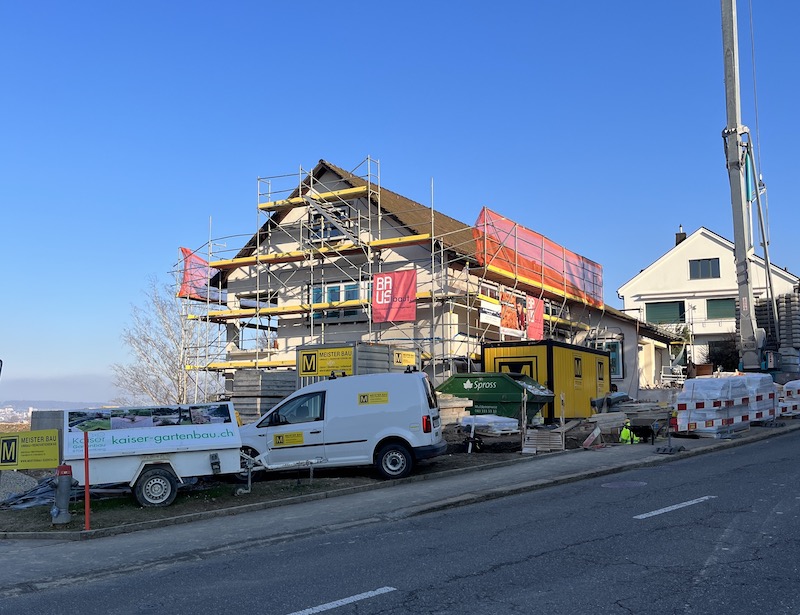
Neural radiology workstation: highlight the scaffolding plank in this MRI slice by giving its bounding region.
[258,186,369,211]
[472,264,596,312]
[188,299,370,322]
[190,359,297,370]
[209,234,431,271]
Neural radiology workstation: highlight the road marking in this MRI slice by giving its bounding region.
[634,496,717,520]
[288,587,397,615]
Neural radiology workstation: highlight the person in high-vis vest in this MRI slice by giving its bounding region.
[620,419,640,444]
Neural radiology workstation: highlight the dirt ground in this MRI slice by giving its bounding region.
[0,426,530,535]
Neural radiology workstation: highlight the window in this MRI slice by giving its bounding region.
[588,340,624,378]
[308,204,351,244]
[706,298,736,320]
[689,258,720,280]
[259,392,325,427]
[574,356,583,378]
[309,282,367,323]
[646,301,686,324]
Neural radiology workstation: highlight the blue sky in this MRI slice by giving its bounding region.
[2,1,798,402]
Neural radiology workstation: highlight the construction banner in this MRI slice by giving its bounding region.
[527,295,544,340]
[372,270,417,323]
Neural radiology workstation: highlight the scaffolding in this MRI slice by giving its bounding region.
[176,157,607,384]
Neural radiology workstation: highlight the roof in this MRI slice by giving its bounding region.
[618,226,799,295]
[602,305,683,344]
[231,159,476,263]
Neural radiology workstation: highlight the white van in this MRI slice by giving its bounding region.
[239,372,446,479]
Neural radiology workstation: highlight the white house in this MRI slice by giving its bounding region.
[617,226,799,369]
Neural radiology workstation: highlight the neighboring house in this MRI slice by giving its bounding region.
[617,226,799,370]
[185,158,680,409]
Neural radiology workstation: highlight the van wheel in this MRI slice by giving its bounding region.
[376,444,412,479]
[133,468,178,507]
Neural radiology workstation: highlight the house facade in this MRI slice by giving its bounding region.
[183,159,680,411]
[617,226,799,370]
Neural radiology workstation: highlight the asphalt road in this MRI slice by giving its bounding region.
[2,430,799,614]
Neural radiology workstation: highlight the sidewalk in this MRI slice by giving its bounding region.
[1,422,798,592]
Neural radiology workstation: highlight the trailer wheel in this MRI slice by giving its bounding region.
[133,468,178,507]
[232,447,260,483]
[376,443,412,479]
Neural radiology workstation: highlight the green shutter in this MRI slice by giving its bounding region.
[706,298,735,319]
[646,301,685,324]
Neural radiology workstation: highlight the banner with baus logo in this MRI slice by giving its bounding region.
[371,269,417,323]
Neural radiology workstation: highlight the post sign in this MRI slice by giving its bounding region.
[299,347,354,376]
[0,429,60,470]
[392,350,416,367]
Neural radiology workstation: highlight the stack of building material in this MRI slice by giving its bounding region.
[436,394,473,425]
[524,421,581,453]
[459,414,519,436]
[232,369,298,424]
[587,412,627,442]
[736,373,778,423]
[778,379,800,417]
[526,429,563,453]
[676,377,751,438]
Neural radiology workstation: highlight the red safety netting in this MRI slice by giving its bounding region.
[177,247,225,303]
[472,207,603,307]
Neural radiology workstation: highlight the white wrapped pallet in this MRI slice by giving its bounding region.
[782,379,800,400]
[778,400,800,417]
[735,373,778,414]
[677,377,750,404]
[676,402,750,438]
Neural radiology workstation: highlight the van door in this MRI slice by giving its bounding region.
[257,392,326,468]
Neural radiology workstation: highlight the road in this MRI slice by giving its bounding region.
[2,431,800,614]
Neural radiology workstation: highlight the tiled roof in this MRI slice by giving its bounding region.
[317,159,476,258]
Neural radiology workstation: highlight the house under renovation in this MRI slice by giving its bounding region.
[177,158,679,419]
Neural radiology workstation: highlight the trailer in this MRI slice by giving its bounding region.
[62,402,242,507]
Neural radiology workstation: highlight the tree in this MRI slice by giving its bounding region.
[699,335,740,372]
[111,277,223,405]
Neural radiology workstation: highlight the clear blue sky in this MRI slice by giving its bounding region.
[2,1,798,403]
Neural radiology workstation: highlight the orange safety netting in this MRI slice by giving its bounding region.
[472,207,603,308]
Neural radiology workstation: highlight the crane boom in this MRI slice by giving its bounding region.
[721,0,764,370]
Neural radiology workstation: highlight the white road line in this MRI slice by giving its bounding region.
[634,496,717,520]
[287,586,397,615]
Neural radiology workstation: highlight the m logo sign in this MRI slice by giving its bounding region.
[300,352,317,375]
[0,436,18,466]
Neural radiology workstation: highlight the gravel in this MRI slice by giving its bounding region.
[0,470,39,503]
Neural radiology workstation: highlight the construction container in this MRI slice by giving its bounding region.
[435,372,554,423]
[481,340,610,421]
[296,341,419,387]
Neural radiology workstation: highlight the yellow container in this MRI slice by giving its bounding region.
[481,340,610,421]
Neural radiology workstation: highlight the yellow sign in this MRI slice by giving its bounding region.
[0,429,60,470]
[299,347,354,376]
[392,351,416,366]
[358,392,389,405]
[273,432,304,447]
